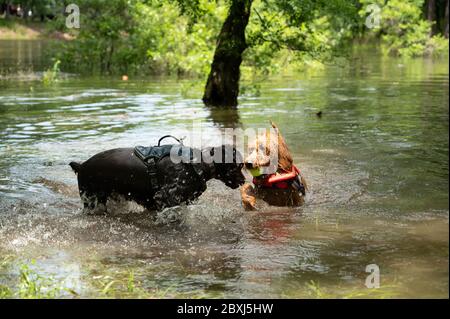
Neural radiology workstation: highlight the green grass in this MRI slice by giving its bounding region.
[18,262,66,298]
[280,280,401,299]
[42,60,61,85]
[0,256,212,299]
[1,264,401,299]
[0,255,402,299]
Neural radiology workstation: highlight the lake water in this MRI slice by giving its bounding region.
[0,40,448,298]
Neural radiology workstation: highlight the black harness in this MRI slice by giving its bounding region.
[134,136,183,165]
[134,136,202,194]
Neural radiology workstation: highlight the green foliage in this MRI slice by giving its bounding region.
[251,0,358,51]
[131,0,225,76]
[127,270,135,293]
[49,0,447,77]
[53,0,225,76]
[0,0,63,19]
[359,0,449,57]
[51,0,360,77]
[53,0,135,75]
[303,280,400,299]
[0,260,210,299]
[0,285,12,298]
[42,59,60,85]
[242,0,358,80]
[18,262,63,298]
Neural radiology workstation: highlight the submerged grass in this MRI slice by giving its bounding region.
[18,262,66,298]
[1,258,402,299]
[0,255,213,299]
[90,272,212,299]
[282,280,401,299]
[42,60,61,85]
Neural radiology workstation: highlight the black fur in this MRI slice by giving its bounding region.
[70,145,245,214]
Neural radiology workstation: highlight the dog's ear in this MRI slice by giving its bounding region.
[270,120,279,133]
[270,122,293,172]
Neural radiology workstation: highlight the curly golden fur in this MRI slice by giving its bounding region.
[240,121,307,210]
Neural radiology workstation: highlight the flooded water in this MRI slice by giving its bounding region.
[0,40,51,76]
[0,41,448,298]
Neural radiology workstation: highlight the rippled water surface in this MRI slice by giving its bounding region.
[0,42,448,298]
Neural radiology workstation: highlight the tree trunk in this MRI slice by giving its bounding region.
[427,0,438,35]
[5,1,10,19]
[445,0,449,38]
[202,0,253,107]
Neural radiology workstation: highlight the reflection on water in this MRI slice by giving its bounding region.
[0,40,51,74]
[0,43,448,298]
[208,105,241,128]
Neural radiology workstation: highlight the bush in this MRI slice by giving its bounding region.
[52,0,225,76]
[359,0,449,57]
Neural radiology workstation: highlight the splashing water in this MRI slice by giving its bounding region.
[0,43,448,298]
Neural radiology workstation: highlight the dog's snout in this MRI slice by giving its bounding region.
[245,162,254,169]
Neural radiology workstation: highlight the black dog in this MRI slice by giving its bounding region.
[69,142,245,214]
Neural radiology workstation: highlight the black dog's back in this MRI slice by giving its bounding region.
[71,148,153,209]
[70,147,207,213]
[70,144,245,214]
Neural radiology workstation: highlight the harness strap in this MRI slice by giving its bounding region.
[253,165,305,194]
[157,135,183,146]
[146,157,160,191]
[265,165,300,184]
[134,141,184,196]
[134,141,209,197]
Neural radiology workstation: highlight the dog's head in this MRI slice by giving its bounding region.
[211,145,245,189]
[244,121,293,175]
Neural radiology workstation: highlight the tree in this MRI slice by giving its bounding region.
[426,0,438,35]
[0,0,60,20]
[361,0,449,56]
[202,0,253,107]
[423,0,449,36]
[50,0,447,94]
[445,0,449,38]
[202,0,358,107]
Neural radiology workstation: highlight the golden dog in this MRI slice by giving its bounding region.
[240,122,307,210]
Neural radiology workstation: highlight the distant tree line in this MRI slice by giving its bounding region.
[2,0,447,108]
[424,0,449,37]
[0,0,68,21]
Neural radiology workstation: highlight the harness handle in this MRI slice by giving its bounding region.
[158,135,183,146]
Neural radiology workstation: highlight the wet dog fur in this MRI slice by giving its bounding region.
[240,122,307,210]
[70,145,245,214]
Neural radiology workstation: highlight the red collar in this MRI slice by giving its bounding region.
[253,165,301,189]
